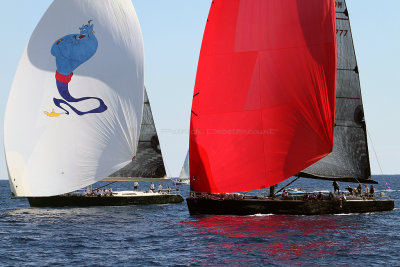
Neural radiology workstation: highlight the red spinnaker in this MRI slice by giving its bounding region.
[190,0,337,193]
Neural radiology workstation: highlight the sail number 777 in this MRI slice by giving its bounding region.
[336,29,348,36]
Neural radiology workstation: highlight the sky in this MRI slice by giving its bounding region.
[0,0,399,181]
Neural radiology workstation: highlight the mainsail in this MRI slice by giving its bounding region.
[300,0,373,183]
[179,151,189,179]
[4,0,144,196]
[189,0,337,193]
[109,87,167,179]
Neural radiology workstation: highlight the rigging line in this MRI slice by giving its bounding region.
[337,68,356,71]
[335,124,362,128]
[366,128,384,175]
[276,176,300,194]
[336,97,361,100]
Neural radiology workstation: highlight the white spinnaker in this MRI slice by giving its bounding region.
[179,151,189,179]
[4,0,144,196]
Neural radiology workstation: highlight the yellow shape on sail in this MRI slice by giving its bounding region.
[44,109,64,117]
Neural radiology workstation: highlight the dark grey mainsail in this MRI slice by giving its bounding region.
[299,0,374,184]
[109,87,166,179]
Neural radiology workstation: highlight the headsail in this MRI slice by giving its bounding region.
[108,87,167,179]
[179,151,189,179]
[189,0,337,193]
[300,0,373,184]
[4,0,144,196]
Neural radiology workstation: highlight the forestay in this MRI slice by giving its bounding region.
[189,0,337,193]
[4,0,144,196]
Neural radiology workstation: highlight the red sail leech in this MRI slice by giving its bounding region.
[190,0,337,193]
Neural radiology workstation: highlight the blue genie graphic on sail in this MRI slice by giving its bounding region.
[45,21,107,117]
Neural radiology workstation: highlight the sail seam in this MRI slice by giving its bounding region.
[336,97,361,100]
[334,124,362,128]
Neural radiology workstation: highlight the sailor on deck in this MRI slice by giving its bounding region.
[134,181,139,191]
[370,184,375,197]
[150,182,155,193]
[357,184,362,195]
[158,184,163,193]
[333,181,340,194]
[364,184,369,195]
[96,189,101,197]
[346,185,353,195]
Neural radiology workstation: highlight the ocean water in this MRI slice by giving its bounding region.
[0,175,399,266]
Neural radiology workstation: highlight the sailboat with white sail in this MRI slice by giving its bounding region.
[174,152,190,185]
[186,0,394,215]
[4,0,182,207]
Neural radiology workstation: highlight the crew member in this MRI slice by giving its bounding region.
[357,184,362,195]
[346,185,353,195]
[150,182,155,193]
[370,184,375,197]
[134,181,139,191]
[333,181,340,194]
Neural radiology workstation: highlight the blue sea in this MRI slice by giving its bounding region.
[0,175,399,266]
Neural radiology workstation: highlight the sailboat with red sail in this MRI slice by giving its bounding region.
[186,0,394,215]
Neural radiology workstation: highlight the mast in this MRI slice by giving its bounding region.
[299,0,375,184]
[108,87,167,180]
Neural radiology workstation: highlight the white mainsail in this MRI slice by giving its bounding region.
[4,0,144,197]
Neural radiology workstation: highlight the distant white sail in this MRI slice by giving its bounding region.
[4,0,144,196]
[179,151,189,179]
